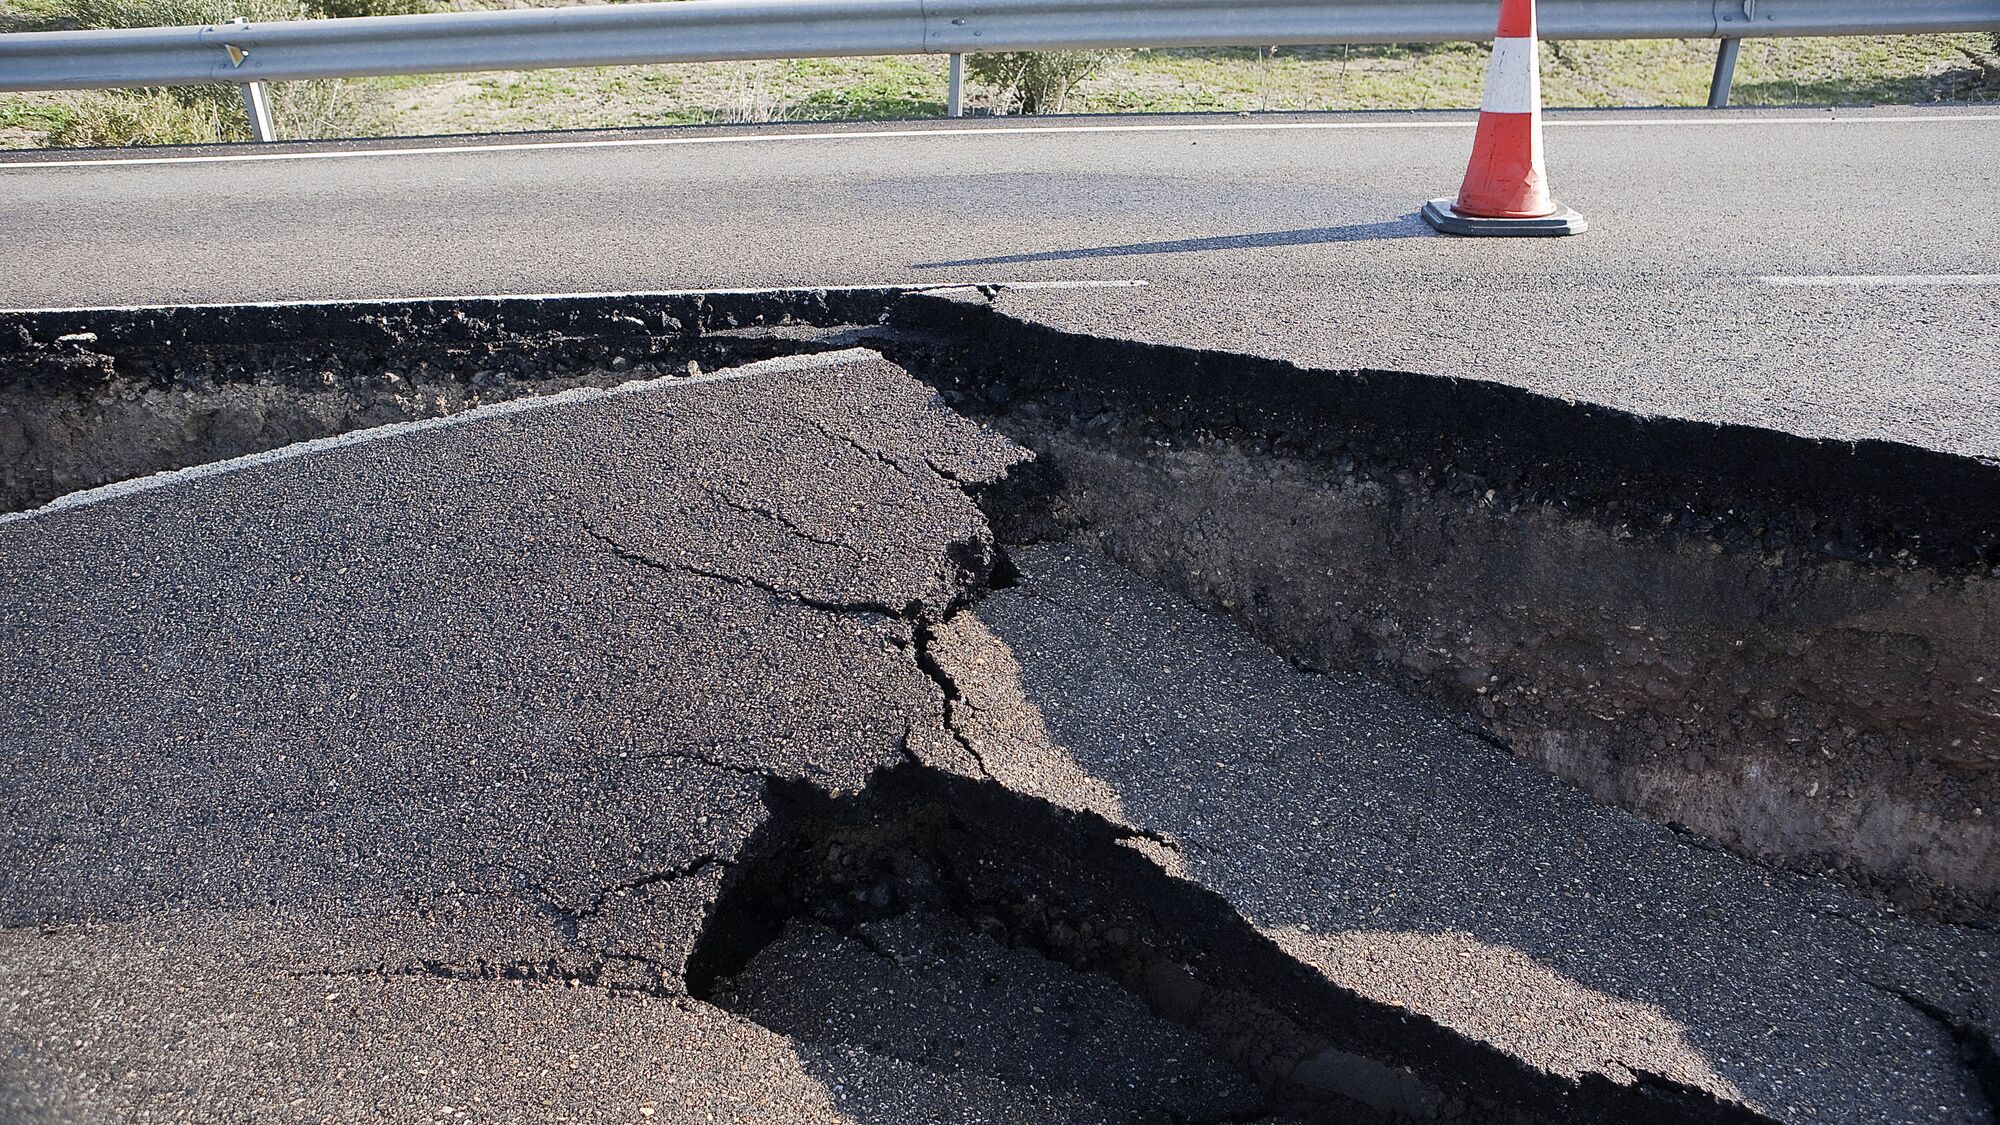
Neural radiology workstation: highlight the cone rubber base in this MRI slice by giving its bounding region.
[1421,198,1586,237]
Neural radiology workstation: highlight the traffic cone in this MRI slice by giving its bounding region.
[1421,0,1585,236]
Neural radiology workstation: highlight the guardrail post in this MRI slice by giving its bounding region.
[221,16,277,142]
[239,79,276,141]
[1707,38,1741,108]
[947,52,964,117]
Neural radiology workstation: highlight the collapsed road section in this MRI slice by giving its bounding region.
[0,290,1995,1124]
[878,290,2000,927]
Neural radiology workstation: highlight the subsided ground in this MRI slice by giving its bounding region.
[0,103,1994,1122]
[2,288,1995,1123]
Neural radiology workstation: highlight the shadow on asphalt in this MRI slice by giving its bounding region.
[913,216,1430,268]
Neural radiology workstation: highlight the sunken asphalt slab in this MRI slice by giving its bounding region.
[2,348,1994,1123]
[950,543,1999,1124]
[1,108,1996,456]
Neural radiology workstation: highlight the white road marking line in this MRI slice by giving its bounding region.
[984,278,1151,290]
[0,348,876,524]
[1759,274,2000,288]
[1,114,1993,170]
[0,278,1148,315]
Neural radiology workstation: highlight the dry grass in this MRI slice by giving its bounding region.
[2,21,1995,149]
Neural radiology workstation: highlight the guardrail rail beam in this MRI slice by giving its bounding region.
[0,0,1994,107]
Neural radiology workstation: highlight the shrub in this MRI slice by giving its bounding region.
[305,0,443,19]
[40,0,394,146]
[966,50,1119,114]
[44,89,230,146]
[1966,35,2000,88]
[61,0,441,24]
[40,82,379,147]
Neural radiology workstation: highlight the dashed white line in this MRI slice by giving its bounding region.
[0,114,1992,170]
[984,278,1152,291]
[1759,275,2000,288]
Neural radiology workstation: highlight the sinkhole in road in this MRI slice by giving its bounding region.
[1,283,1993,929]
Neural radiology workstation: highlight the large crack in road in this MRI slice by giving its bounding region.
[1,290,1995,1124]
[685,764,1777,1124]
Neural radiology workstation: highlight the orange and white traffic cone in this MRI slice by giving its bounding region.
[1421,0,1585,236]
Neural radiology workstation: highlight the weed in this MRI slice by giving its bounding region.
[967,50,1122,114]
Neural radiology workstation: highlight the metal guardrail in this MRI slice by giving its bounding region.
[3,0,1997,139]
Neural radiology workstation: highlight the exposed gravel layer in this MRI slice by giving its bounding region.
[884,290,2000,922]
[0,290,898,513]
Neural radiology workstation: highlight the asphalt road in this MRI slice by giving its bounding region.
[3,109,1998,1123]
[2,107,1996,454]
[4,344,1994,1123]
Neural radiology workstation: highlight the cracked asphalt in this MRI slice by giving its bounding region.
[0,350,1020,1122]
[2,346,1994,1123]
[720,915,1265,1124]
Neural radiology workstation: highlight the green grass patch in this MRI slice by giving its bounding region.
[787,57,943,119]
[0,99,74,134]
[1728,35,1998,104]
[1070,36,1997,114]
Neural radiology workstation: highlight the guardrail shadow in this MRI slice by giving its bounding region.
[914,215,1429,269]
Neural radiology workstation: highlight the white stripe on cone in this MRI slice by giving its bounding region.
[1479,37,1541,114]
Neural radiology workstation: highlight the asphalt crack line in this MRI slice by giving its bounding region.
[515,854,728,946]
[698,481,867,558]
[585,521,992,781]
[1114,824,1189,856]
[282,955,680,998]
[911,616,995,782]
[803,416,976,494]
[583,521,912,620]
[571,855,723,921]
[1863,980,2000,1115]
[634,746,789,783]
[805,417,918,475]
[923,455,969,486]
